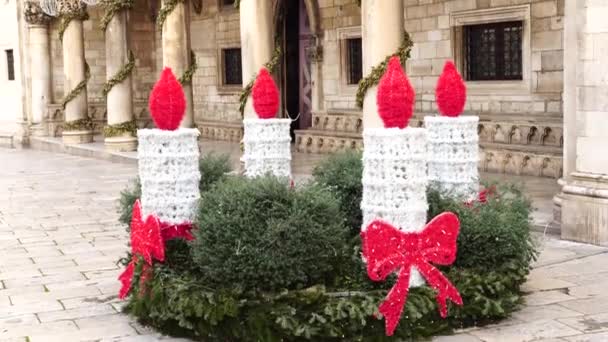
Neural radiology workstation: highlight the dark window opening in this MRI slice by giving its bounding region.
[464,21,523,81]
[346,38,362,85]
[222,48,242,85]
[222,0,235,9]
[6,49,14,81]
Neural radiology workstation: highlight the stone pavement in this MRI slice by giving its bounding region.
[1,147,607,342]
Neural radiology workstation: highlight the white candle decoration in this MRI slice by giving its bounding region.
[361,127,428,286]
[138,128,201,224]
[424,116,479,201]
[242,118,292,179]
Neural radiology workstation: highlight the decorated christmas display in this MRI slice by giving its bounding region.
[137,68,200,239]
[425,61,479,200]
[241,68,292,179]
[361,56,463,335]
[116,58,537,341]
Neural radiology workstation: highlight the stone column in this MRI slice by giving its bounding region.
[161,0,194,127]
[558,0,608,246]
[361,0,404,129]
[239,0,273,119]
[61,9,93,144]
[24,2,52,137]
[104,10,136,151]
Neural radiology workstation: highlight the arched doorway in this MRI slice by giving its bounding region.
[276,0,317,137]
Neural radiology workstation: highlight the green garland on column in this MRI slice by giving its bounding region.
[179,51,198,85]
[102,50,136,97]
[100,0,134,31]
[59,5,92,132]
[355,31,413,109]
[58,7,89,42]
[104,119,137,137]
[61,62,91,111]
[157,0,184,30]
[238,46,282,118]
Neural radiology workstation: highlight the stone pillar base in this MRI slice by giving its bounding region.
[560,173,608,246]
[105,135,137,152]
[62,130,94,145]
[30,124,48,137]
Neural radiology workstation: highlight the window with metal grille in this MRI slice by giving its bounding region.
[464,21,523,81]
[222,48,242,85]
[6,49,14,81]
[346,38,362,85]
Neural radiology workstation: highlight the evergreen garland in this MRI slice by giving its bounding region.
[103,119,137,137]
[102,50,136,97]
[355,31,413,109]
[157,0,184,30]
[100,0,134,32]
[63,117,95,132]
[58,5,91,117]
[61,62,91,110]
[238,46,282,118]
[178,51,198,85]
[58,6,89,42]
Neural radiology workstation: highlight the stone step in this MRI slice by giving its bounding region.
[0,133,13,148]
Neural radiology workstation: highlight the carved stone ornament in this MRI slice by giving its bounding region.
[57,0,87,16]
[24,1,53,25]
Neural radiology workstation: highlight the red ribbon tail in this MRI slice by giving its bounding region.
[118,260,136,300]
[417,262,463,318]
[378,267,411,336]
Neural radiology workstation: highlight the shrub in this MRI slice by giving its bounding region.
[118,153,233,226]
[427,184,538,270]
[198,153,232,192]
[312,151,363,237]
[192,176,349,292]
[120,153,538,341]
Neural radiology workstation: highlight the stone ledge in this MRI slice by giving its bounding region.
[197,121,243,142]
[0,133,14,149]
[29,135,137,165]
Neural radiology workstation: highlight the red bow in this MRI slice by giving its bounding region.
[119,200,165,299]
[160,222,195,241]
[361,212,463,336]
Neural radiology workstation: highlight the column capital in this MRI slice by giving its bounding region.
[24,1,53,26]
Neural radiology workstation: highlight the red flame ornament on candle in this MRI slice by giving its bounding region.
[149,68,186,130]
[376,56,415,129]
[252,68,280,119]
[435,61,466,117]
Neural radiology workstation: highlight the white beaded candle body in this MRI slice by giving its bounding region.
[425,116,479,200]
[138,129,201,224]
[242,68,292,179]
[426,61,479,200]
[139,67,201,225]
[242,118,291,178]
[360,57,427,286]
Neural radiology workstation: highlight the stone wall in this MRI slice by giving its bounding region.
[190,0,242,125]
[0,0,23,133]
[405,0,564,117]
[319,0,361,110]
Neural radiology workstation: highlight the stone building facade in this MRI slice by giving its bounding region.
[4,0,608,245]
